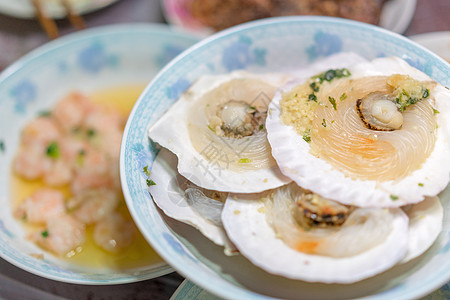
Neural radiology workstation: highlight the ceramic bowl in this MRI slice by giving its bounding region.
[121,17,450,299]
[0,23,199,284]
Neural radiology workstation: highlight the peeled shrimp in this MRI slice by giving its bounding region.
[13,142,51,180]
[43,158,74,187]
[67,188,119,224]
[21,117,61,147]
[30,214,85,256]
[52,92,95,132]
[93,212,135,252]
[83,107,124,135]
[70,149,114,194]
[14,189,65,224]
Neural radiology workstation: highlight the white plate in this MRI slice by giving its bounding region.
[0,23,199,284]
[162,0,416,34]
[0,0,120,19]
[410,31,450,62]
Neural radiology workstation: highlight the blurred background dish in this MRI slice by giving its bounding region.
[121,16,450,300]
[0,23,199,284]
[162,0,417,34]
[410,31,450,62]
[0,0,121,19]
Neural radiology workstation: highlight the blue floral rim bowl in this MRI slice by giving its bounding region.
[0,23,199,284]
[121,16,450,299]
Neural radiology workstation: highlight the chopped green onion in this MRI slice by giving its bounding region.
[46,142,60,159]
[238,158,252,163]
[336,68,351,77]
[309,82,319,92]
[87,128,96,137]
[143,165,151,177]
[340,93,347,101]
[390,194,399,201]
[77,149,86,166]
[146,179,156,186]
[41,230,49,238]
[321,119,327,127]
[422,88,430,98]
[207,125,215,133]
[308,94,317,102]
[38,111,51,117]
[302,130,311,143]
[324,70,336,81]
[432,108,440,115]
[418,183,424,187]
[259,124,264,131]
[328,97,337,110]
[0,140,4,153]
[248,105,256,110]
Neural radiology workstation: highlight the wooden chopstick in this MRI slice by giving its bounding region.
[32,0,86,40]
[31,0,59,39]
[61,0,86,30]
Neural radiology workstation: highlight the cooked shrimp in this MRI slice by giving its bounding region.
[30,214,85,256]
[93,212,135,252]
[13,143,51,180]
[21,117,61,147]
[59,136,90,163]
[70,149,113,194]
[43,158,74,187]
[52,92,95,132]
[82,108,124,160]
[83,107,124,134]
[14,189,65,224]
[98,128,123,161]
[67,188,119,224]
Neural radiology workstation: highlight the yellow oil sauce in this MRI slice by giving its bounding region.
[11,84,164,270]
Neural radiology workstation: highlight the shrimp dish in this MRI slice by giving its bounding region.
[12,91,142,263]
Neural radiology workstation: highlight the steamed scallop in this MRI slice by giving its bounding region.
[148,148,236,253]
[267,55,450,207]
[148,71,292,193]
[222,183,409,283]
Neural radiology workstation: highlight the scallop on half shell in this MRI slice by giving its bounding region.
[266,55,450,207]
[148,148,236,254]
[222,183,410,283]
[148,71,292,193]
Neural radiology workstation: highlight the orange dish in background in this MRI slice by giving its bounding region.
[167,0,386,32]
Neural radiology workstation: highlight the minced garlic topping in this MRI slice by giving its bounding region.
[280,82,317,137]
[387,74,434,111]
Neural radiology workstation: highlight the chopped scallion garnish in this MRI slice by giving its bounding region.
[328,96,337,110]
[390,194,399,201]
[146,179,156,186]
[238,158,252,163]
[46,142,60,159]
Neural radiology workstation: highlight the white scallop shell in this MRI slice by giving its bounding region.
[148,148,235,251]
[267,56,450,207]
[148,71,292,193]
[222,192,409,283]
[401,196,443,263]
